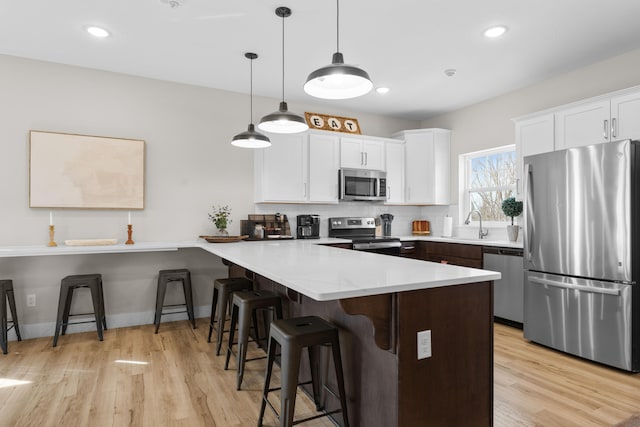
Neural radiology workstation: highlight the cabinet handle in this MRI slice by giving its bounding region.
[604,119,609,139]
[360,152,364,165]
[303,182,307,197]
[612,118,617,138]
[388,186,391,198]
[365,152,368,166]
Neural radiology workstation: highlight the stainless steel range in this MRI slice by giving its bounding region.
[329,217,401,256]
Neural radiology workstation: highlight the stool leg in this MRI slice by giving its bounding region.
[53,284,71,347]
[235,303,253,390]
[252,310,262,349]
[90,283,104,342]
[215,287,230,355]
[208,287,219,343]
[181,274,196,329]
[0,289,7,354]
[224,304,239,370]
[258,336,278,427]
[98,276,107,330]
[308,345,323,411]
[7,289,21,341]
[154,277,168,334]
[281,344,302,427]
[61,286,74,336]
[331,338,350,427]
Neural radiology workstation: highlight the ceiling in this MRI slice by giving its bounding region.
[2,0,640,120]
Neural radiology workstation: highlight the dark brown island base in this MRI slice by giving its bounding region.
[231,265,493,427]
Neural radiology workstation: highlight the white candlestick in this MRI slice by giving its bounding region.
[128,211,131,225]
[49,211,53,226]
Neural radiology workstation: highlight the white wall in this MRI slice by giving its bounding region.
[420,47,640,212]
[0,54,418,339]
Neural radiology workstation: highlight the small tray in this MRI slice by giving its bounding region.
[65,238,118,246]
[199,235,248,243]
[412,231,431,235]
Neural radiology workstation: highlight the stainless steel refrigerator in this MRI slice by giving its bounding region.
[523,139,639,372]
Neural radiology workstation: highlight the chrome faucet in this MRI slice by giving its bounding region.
[464,210,489,239]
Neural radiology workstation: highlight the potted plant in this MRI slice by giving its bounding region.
[208,205,232,236]
[501,197,523,242]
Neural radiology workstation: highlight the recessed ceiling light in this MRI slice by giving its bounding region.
[376,87,390,94]
[444,69,457,77]
[483,26,507,38]
[86,26,110,38]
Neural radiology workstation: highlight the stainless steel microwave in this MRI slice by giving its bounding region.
[339,168,387,201]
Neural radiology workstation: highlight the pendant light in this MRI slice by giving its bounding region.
[304,0,373,100]
[258,7,308,134]
[231,53,271,148]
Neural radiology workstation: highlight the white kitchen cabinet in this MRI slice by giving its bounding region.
[384,140,405,204]
[254,131,339,204]
[308,133,340,203]
[514,113,555,198]
[254,133,308,203]
[339,136,385,170]
[555,88,640,149]
[392,129,450,205]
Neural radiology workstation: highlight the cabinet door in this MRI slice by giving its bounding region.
[514,113,554,199]
[308,133,339,203]
[403,130,450,205]
[555,100,611,149]
[255,133,308,202]
[385,141,405,204]
[610,91,640,141]
[340,137,365,169]
[362,139,385,170]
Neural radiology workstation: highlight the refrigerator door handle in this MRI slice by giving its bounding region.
[529,276,621,296]
[524,162,534,261]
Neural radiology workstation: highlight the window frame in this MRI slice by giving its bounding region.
[458,144,516,226]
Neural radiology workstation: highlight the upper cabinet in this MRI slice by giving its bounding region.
[392,129,450,205]
[554,88,640,150]
[339,136,385,171]
[384,140,405,204]
[255,131,339,204]
[514,113,555,197]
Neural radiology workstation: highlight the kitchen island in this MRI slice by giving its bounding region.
[0,239,499,426]
[198,239,499,427]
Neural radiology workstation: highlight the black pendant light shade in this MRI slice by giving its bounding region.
[303,0,373,100]
[258,7,308,134]
[232,52,271,148]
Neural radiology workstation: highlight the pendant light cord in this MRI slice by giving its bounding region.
[281,13,285,102]
[336,0,340,53]
[249,56,254,123]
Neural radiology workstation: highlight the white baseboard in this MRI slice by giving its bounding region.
[5,304,211,341]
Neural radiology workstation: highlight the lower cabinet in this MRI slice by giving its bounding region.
[420,241,483,268]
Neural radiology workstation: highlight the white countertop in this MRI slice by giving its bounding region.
[0,239,501,301]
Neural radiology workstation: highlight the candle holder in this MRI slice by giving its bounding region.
[48,225,58,247]
[126,224,135,245]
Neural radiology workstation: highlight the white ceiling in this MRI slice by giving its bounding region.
[2,0,640,120]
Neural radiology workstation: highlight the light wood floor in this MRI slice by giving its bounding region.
[0,320,638,427]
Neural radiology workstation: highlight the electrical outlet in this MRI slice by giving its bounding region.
[27,294,36,307]
[417,330,432,360]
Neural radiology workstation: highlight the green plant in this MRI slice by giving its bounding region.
[501,197,523,225]
[208,205,232,230]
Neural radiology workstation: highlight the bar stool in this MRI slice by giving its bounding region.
[259,316,350,427]
[208,277,254,355]
[154,269,196,333]
[1,280,22,354]
[224,289,283,390]
[53,274,106,347]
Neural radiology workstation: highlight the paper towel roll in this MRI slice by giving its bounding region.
[442,216,453,237]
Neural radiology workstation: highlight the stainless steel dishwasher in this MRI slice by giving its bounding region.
[483,247,524,325]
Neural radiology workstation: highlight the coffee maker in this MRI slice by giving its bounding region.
[296,215,320,239]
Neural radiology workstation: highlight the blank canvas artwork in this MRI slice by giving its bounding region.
[29,131,145,209]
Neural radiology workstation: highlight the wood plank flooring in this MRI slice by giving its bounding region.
[0,320,638,426]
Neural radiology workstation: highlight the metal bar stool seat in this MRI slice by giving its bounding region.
[259,316,350,427]
[208,277,254,355]
[53,274,105,347]
[1,280,22,354]
[154,269,196,333]
[224,289,283,390]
